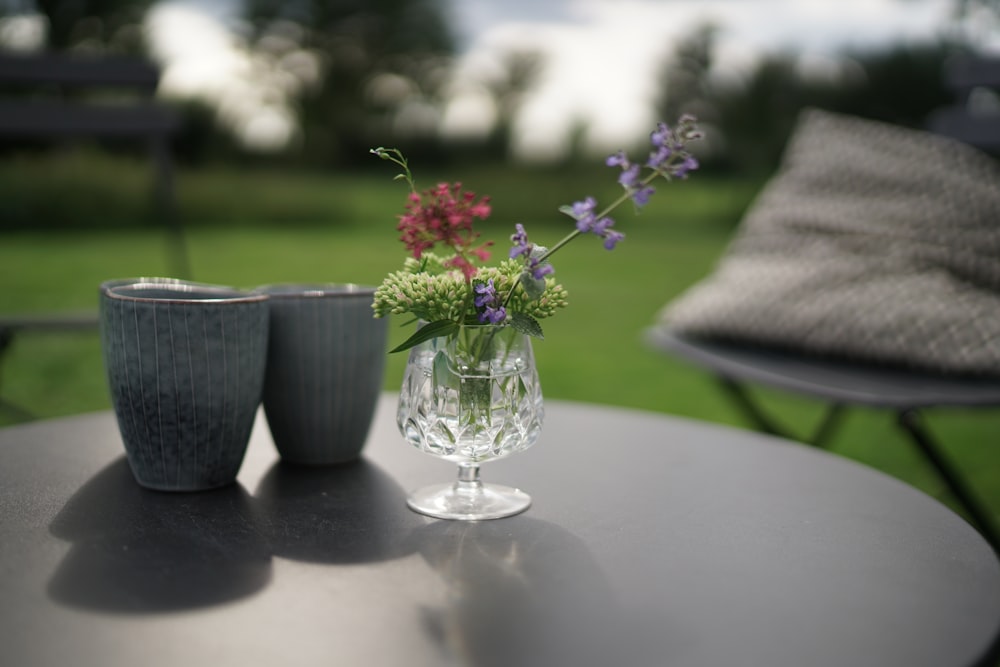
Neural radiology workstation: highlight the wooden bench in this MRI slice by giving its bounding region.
[0,53,186,419]
[0,51,188,275]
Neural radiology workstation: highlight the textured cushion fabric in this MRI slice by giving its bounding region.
[658,108,1000,375]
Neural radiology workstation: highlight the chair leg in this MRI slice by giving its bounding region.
[0,396,36,421]
[716,377,844,448]
[711,380,997,549]
[809,404,845,448]
[717,377,790,437]
[0,327,36,421]
[898,409,998,550]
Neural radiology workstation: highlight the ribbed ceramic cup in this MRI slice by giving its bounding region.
[98,278,239,347]
[99,277,231,295]
[257,284,388,465]
[100,280,270,491]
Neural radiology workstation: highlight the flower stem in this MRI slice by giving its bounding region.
[537,229,582,263]
[537,168,661,265]
[370,147,416,193]
[502,168,664,309]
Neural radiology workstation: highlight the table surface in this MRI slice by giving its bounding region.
[1,395,998,667]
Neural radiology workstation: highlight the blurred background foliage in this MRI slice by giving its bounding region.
[0,0,996,184]
[18,0,152,53]
[242,0,456,166]
[1,0,999,525]
[656,26,965,172]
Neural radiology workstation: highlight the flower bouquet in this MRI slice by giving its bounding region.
[371,116,702,520]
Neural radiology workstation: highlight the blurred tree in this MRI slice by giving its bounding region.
[0,0,152,53]
[952,0,1000,44]
[831,43,966,124]
[656,23,718,128]
[656,25,967,174]
[484,48,545,159]
[244,0,456,166]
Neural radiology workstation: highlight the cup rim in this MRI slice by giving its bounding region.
[255,283,376,298]
[100,277,238,294]
[107,282,267,304]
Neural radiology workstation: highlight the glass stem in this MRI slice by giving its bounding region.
[455,464,483,495]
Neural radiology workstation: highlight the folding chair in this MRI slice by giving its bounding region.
[648,61,1000,549]
[645,329,1000,548]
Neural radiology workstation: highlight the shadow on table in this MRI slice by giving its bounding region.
[408,517,663,667]
[47,457,273,614]
[252,458,423,563]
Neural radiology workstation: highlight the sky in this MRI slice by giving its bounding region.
[3,0,977,159]
[442,0,963,158]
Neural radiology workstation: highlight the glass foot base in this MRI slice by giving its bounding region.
[407,482,531,521]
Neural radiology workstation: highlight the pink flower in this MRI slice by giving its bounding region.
[397,182,493,280]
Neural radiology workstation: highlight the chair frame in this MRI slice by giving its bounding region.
[648,55,1000,550]
[646,329,1000,550]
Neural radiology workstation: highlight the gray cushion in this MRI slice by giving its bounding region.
[659,108,1000,375]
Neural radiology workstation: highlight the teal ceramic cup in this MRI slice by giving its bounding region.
[100,280,270,491]
[257,284,388,465]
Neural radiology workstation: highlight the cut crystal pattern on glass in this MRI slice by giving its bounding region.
[397,325,543,520]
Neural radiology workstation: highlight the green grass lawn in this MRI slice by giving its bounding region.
[2,149,999,532]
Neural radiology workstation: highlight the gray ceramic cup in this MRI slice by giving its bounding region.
[100,280,270,491]
[257,284,388,465]
[98,278,238,339]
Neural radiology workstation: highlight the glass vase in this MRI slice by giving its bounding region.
[397,324,544,520]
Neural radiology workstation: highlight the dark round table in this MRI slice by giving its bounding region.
[1,395,998,667]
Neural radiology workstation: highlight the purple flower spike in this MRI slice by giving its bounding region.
[510,223,532,259]
[618,164,641,189]
[650,122,670,147]
[672,155,700,179]
[481,305,507,324]
[474,279,497,307]
[523,246,555,283]
[676,114,703,141]
[474,278,508,324]
[603,230,625,250]
[570,197,598,232]
[631,186,655,207]
[510,245,530,259]
[511,223,528,246]
[606,150,629,168]
[592,216,614,234]
[531,262,555,280]
[571,197,597,218]
[647,145,671,169]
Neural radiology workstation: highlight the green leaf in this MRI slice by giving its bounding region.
[390,319,459,353]
[432,349,451,390]
[509,312,544,339]
[519,270,547,300]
